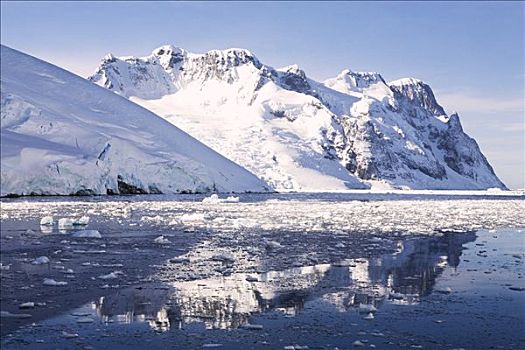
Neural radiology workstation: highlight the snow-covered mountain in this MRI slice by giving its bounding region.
[89,45,506,190]
[0,45,270,196]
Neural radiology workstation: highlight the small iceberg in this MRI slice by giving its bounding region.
[40,216,54,226]
[154,235,171,244]
[32,256,50,265]
[58,218,75,229]
[202,194,240,204]
[72,230,101,239]
[43,278,68,286]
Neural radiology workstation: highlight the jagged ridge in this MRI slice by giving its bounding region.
[89,44,506,191]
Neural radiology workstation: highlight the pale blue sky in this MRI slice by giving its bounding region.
[1,1,524,188]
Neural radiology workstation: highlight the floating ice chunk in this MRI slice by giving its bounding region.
[40,216,54,226]
[43,278,68,286]
[73,216,90,226]
[180,213,207,223]
[72,230,101,239]
[358,303,377,313]
[202,194,220,204]
[363,312,375,320]
[435,286,452,294]
[202,344,223,348]
[352,341,365,347]
[32,256,50,265]
[0,311,32,318]
[0,263,11,271]
[98,271,123,280]
[223,196,239,203]
[154,235,171,244]
[265,240,282,250]
[202,194,239,204]
[19,302,35,309]
[62,331,79,339]
[58,218,75,229]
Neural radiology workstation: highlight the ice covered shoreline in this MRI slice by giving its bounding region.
[1,188,523,203]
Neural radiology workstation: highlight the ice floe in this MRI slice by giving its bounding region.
[0,311,32,318]
[31,256,50,265]
[40,216,54,226]
[42,278,68,286]
[98,271,124,280]
[154,235,171,244]
[202,194,240,204]
[18,302,35,309]
[71,230,101,239]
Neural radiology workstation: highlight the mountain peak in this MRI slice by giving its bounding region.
[204,48,259,64]
[389,78,446,117]
[278,64,306,79]
[336,69,384,87]
[152,45,184,56]
[88,45,505,190]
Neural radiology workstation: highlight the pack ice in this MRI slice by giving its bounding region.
[0,45,269,196]
[90,45,507,191]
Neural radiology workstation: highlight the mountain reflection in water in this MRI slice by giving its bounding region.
[91,232,476,331]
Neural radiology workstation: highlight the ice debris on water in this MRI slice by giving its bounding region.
[98,271,123,280]
[74,216,90,225]
[43,278,68,286]
[40,216,54,226]
[72,230,101,239]
[435,286,452,294]
[32,256,50,265]
[154,235,171,244]
[57,216,90,229]
[265,240,282,250]
[202,344,223,348]
[352,341,365,347]
[76,317,95,323]
[363,312,375,320]
[62,331,79,339]
[19,302,35,309]
[202,194,239,204]
[0,311,32,318]
[359,303,377,313]
[58,218,75,229]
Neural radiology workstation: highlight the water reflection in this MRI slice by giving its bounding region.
[90,232,476,331]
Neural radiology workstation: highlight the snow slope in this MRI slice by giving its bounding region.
[90,45,506,191]
[0,45,270,196]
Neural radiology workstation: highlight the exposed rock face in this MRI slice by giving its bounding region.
[89,44,506,190]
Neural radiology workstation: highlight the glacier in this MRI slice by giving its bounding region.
[0,45,270,196]
[90,45,507,191]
